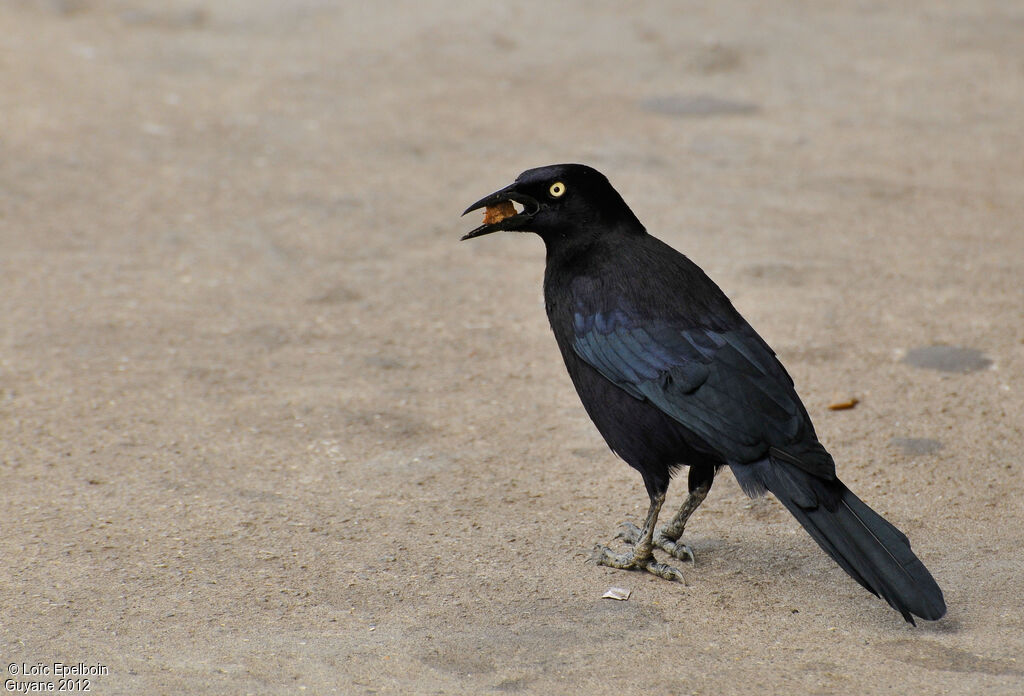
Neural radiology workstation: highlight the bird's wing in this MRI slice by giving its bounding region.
[572,308,834,477]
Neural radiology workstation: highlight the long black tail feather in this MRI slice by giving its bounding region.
[734,458,946,624]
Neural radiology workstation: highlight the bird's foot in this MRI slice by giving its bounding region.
[593,542,686,582]
[617,522,695,563]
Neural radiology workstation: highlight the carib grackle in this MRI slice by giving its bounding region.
[461,163,945,624]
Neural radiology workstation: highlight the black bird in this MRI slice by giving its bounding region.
[462,163,946,624]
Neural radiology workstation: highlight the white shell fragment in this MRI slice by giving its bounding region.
[601,586,631,601]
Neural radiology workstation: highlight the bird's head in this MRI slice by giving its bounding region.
[461,163,641,241]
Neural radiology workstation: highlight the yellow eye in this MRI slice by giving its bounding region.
[549,181,566,198]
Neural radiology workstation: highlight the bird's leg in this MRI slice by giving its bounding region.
[594,492,685,582]
[619,466,715,562]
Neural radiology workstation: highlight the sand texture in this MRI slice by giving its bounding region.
[2,1,1023,694]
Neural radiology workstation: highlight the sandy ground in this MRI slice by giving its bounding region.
[2,1,1023,694]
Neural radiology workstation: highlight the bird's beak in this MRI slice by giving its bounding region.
[460,182,539,240]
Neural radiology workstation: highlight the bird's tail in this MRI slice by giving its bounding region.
[732,458,946,624]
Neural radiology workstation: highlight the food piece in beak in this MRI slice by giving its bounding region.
[483,200,517,225]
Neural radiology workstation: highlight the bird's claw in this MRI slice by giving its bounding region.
[616,522,696,562]
[655,534,696,563]
[593,544,686,583]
